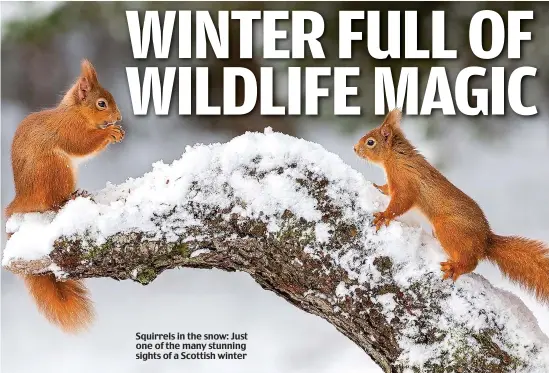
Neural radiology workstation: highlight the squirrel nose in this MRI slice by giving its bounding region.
[117,113,122,121]
[353,144,358,153]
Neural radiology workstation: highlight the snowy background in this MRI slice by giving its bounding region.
[2,2,549,373]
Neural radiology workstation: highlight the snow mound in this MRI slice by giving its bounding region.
[3,128,379,260]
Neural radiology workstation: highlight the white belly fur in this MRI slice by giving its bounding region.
[55,149,97,177]
[71,153,97,168]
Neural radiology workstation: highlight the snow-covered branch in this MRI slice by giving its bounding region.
[3,130,549,372]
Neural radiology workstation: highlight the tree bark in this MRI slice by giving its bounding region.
[3,134,548,373]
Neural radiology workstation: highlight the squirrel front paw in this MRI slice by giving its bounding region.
[70,189,92,199]
[53,189,94,212]
[106,125,125,143]
[373,211,392,231]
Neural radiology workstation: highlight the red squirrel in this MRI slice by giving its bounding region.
[354,108,549,302]
[5,59,124,333]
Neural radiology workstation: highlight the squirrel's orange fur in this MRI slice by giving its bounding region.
[5,59,125,333]
[354,108,549,302]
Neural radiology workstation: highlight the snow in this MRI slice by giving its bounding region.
[3,127,377,264]
[314,223,332,243]
[191,249,212,258]
[377,293,397,322]
[3,128,549,371]
[335,282,348,298]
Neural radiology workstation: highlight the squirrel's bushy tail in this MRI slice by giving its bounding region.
[488,234,549,302]
[23,275,94,333]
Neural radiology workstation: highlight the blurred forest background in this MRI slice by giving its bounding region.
[1,2,549,373]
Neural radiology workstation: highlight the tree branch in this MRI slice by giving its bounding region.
[3,130,548,372]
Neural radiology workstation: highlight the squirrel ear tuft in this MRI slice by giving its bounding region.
[382,107,402,129]
[76,59,98,101]
[80,59,99,86]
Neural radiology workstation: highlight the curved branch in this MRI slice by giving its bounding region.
[3,130,549,372]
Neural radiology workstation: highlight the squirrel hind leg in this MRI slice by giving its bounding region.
[435,225,482,281]
[6,196,50,216]
[37,155,77,210]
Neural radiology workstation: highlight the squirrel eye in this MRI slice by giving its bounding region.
[366,138,376,148]
[96,99,107,110]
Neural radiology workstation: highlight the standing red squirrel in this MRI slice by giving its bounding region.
[5,59,124,333]
[354,108,549,302]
